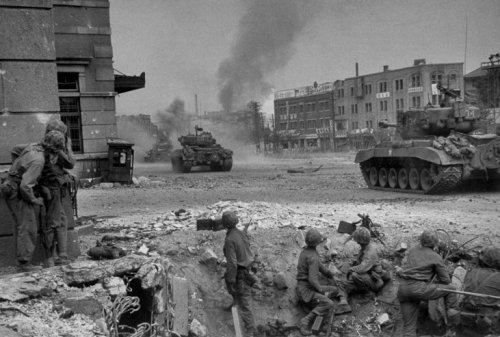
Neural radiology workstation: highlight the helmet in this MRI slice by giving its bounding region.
[222,211,238,229]
[420,230,439,248]
[352,227,371,245]
[46,118,67,134]
[479,246,500,270]
[305,229,324,248]
[42,130,65,153]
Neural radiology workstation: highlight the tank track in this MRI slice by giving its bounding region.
[360,161,463,194]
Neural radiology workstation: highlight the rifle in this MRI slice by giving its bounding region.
[436,288,500,301]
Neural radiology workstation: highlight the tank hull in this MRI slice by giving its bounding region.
[171,146,233,173]
[355,136,500,194]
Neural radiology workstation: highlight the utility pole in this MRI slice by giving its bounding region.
[248,101,262,152]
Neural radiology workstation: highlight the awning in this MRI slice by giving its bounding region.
[114,72,145,94]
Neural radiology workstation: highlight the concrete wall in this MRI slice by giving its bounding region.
[0,0,59,164]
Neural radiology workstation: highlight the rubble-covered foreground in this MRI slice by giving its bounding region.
[1,195,498,337]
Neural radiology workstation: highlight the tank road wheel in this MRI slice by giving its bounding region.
[378,168,388,187]
[388,168,398,188]
[210,162,221,171]
[398,168,409,189]
[222,158,233,171]
[409,168,420,190]
[420,168,433,192]
[369,167,378,186]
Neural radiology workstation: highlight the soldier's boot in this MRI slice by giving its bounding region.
[299,312,316,336]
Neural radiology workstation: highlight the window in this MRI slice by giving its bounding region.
[299,121,305,129]
[431,72,443,84]
[411,74,421,87]
[366,120,373,128]
[59,97,83,153]
[365,102,372,113]
[311,103,315,111]
[364,84,372,95]
[58,72,79,91]
[395,79,404,91]
[350,87,354,96]
[379,100,388,111]
[379,81,387,93]
[351,104,358,114]
[412,96,421,107]
[396,98,404,111]
[290,121,297,129]
[352,121,359,130]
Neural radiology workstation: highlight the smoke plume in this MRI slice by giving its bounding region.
[217,0,307,112]
[155,98,192,144]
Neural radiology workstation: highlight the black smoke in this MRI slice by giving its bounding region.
[217,0,307,112]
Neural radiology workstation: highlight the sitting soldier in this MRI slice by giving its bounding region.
[345,227,391,294]
[296,228,346,336]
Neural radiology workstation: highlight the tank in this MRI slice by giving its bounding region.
[355,92,500,193]
[170,126,233,173]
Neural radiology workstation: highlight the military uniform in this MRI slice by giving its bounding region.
[39,119,76,264]
[222,212,255,335]
[397,231,459,337]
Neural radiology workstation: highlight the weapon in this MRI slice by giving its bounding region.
[338,213,385,246]
[436,288,500,301]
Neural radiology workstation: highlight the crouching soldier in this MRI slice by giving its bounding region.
[459,246,500,336]
[345,227,391,294]
[296,228,344,336]
[222,211,256,337]
[0,131,66,272]
[397,230,460,337]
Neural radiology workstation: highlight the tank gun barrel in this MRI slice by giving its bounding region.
[378,120,397,128]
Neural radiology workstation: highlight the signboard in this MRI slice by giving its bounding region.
[408,86,423,93]
[376,92,390,99]
[275,82,333,99]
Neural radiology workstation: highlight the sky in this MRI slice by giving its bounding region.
[109,0,500,120]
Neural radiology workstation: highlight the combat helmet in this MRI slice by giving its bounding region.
[420,230,439,248]
[222,211,238,229]
[42,130,66,153]
[479,246,500,270]
[352,227,371,245]
[305,229,324,248]
[46,118,67,134]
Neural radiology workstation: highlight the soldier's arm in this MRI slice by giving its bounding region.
[434,259,451,284]
[225,241,238,283]
[351,248,377,274]
[57,138,76,169]
[10,144,28,162]
[308,256,324,292]
[19,160,44,204]
[319,263,334,278]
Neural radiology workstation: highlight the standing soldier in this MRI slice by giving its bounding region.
[397,230,460,337]
[39,118,76,266]
[222,211,256,337]
[345,227,391,293]
[0,131,66,271]
[296,228,342,336]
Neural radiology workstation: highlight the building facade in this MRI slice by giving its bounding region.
[0,0,144,178]
[334,59,464,149]
[273,82,335,151]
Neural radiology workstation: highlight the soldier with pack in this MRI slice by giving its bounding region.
[0,130,66,271]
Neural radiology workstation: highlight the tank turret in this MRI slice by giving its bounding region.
[355,88,500,194]
[170,126,233,173]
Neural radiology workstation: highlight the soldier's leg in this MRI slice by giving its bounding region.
[236,270,255,332]
[311,292,335,316]
[14,200,38,263]
[399,300,420,337]
[351,272,383,292]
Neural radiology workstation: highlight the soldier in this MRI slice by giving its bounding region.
[345,227,391,294]
[0,131,66,272]
[397,230,460,337]
[222,211,256,337]
[296,228,342,336]
[459,246,500,336]
[39,118,76,266]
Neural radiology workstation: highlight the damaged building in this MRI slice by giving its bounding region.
[0,0,145,179]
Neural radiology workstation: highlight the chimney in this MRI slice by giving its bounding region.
[413,58,426,66]
[383,65,389,72]
[355,62,359,77]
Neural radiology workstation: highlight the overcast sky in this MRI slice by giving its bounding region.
[109,0,500,118]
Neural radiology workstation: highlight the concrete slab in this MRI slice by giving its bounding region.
[172,276,189,336]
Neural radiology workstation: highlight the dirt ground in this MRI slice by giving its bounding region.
[2,150,500,337]
[74,150,500,336]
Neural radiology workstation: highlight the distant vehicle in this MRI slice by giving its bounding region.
[144,142,171,162]
[170,126,233,173]
[355,85,500,193]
